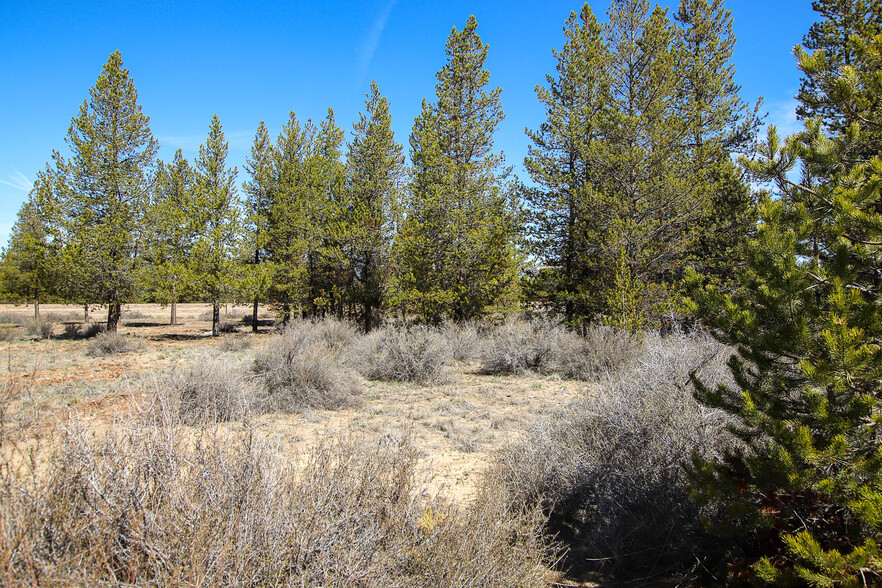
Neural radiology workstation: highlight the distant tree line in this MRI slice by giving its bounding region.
[1,0,760,334]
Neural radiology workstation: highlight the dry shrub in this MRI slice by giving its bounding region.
[282,316,358,348]
[83,322,105,338]
[354,326,452,384]
[85,332,146,356]
[63,322,81,338]
[218,334,253,352]
[0,418,554,587]
[0,312,26,325]
[152,360,258,425]
[253,319,361,411]
[440,321,482,361]
[21,318,54,340]
[480,320,638,380]
[492,329,735,580]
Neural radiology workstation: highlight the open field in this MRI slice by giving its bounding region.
[0,303,586,502]
[0,305,735,585]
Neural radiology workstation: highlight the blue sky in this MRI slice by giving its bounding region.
[1,0,817,246]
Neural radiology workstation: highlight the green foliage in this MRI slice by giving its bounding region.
[141,149,197,324]
[398,16,521,323]
[342,81,405,331]
[525,0,757,327]
[797,0,882,156]
[191,114,241,336]
[59,50,158,331]
[688,24,882,584]
[1,166,62,317]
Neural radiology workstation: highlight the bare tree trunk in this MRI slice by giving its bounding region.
[252,299,259,333]
[170,300,177,326]
[84,304,90,324]
[212,300,220,337]
[107,299,121,333]
[34,294,40,321]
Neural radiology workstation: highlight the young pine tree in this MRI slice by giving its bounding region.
[192,114,241,337]
[524,4,611,325]
[1,166,62,319]
[688,26,882,584]
[399,16,521,323]
[343,81,405,331]
[142,150,197,325]
[60,50,158,331]
[242,121,275,332]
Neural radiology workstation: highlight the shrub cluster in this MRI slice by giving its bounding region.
[492,329,736,580]
[480,319,640,380]
[153,359,258,425]
[353,325,453,384]
[85,331,146,356]
[252,318,361,411]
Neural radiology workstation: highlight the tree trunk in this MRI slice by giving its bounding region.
[212,300,220,337]
[34,296,40,321]
[252,298,259,333]
[170,300,177,326]
[84,304,90,324]
[365,302,373,333]
[107,299,121,332]
[283,301,291,325]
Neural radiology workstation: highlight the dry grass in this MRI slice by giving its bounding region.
[0,401,555,587]
[492,329,736,580]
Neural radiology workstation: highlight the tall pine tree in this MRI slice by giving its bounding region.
[242,121,275,332]
[343,81,405,331]
[1,166,62,319]
[524,4,611,325]
[142,150,197,325]
[399,16,520,323]
[192,114,240,337]
[60,50,157,331]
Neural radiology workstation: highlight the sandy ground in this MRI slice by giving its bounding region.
[0,303,590,502]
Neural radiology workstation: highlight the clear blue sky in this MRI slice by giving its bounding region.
[0,0,817,246]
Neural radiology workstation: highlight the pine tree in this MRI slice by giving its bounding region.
[675,0,761,289]
[343,81,405,331]
[242,121,275,332]
[142,150,197,325]
[524,4,611,325]
[192,114,240,337]
[399,16,521,323]
[688,25,882,584]
[592,0,695,326]
[303,109,346,318]
[267,112,312,323]
[60,50,158,331]
[797,0,882,155]
[1,166,62,319]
